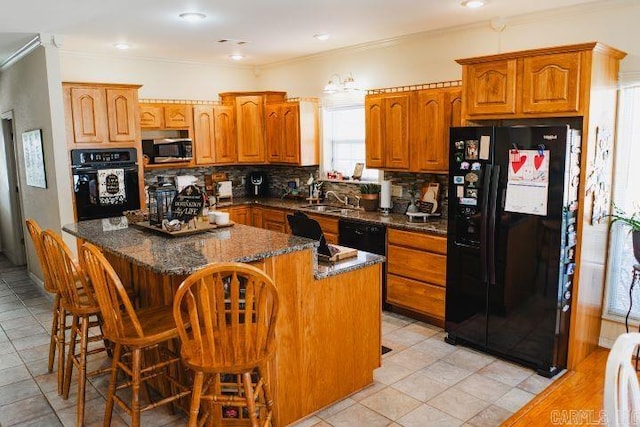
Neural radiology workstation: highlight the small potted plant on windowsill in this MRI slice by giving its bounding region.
[359,183,381,212]
[610,204,640,263]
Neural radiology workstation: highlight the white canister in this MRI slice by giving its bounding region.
[215,212,230,225]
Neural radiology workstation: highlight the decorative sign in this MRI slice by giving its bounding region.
[504,149,550,216]
[170,185,205,222]
[97,168,125,205]
[22,129,47,188]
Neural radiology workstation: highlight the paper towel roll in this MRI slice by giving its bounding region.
[380,180,392,209]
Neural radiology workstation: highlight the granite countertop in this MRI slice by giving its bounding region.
[63,218,384,279]
[219,197,448,235]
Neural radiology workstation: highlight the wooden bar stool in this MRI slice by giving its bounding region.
[41,230,111,426]
[173,263,279,427]
[25,219,67,395]
[80,242,190,427]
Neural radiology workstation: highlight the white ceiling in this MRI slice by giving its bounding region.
[0,0,602,67]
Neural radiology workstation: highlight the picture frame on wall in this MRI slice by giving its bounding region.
[22,129,47,189]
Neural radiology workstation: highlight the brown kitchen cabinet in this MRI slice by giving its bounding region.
[217,205,251,226]
[261,207,288,233]
[220,91,287,164]
[63,82,141,147]
[365,84,461,173]
[458,43,617,119]
[304,213,339,244]
[193,104,236,165]
[266,99,320,166]
[251,206,263,228]
[365,93,410,170]
[139,103,192,129]
[386,228,447,326]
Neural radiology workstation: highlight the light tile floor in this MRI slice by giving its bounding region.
[0,254,559,426]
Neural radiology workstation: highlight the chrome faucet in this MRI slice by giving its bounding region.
[325,191,348,206]
[348,195,361,209]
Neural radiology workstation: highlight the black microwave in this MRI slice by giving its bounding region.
[142,138,193,164]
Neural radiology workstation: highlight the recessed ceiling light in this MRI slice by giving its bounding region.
[113,43,131,50]
[179,12,207,22]
[229,54,244,61]
[314,33,330,41]
[461,0,486,8]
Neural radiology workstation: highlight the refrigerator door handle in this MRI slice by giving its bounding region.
[480,164,492,283]
[488,165,500,286]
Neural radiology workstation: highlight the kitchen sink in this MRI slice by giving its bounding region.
[299,204,360,214]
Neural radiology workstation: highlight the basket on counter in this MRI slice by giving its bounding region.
[123,208,149,224]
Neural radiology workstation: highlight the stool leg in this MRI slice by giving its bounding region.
[259,364,274,427]
[76,315,90,427]
[131,348,142,427]
[48,294,60,373]
[63,314,79,400]
[188,371,204,427]
[56,303,67,395]
[243,372,258,427]
[103,343,121,427]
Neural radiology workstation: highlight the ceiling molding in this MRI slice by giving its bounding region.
[0,35,41,71]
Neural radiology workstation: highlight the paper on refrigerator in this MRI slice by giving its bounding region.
[504,149,550,216]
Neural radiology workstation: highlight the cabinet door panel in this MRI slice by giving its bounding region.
[265,104,282,162]
[213,105,236,164]
[164,105,192,128]
[522,52,581,114]
[236,96,265,163]
[193,106,215,165]
[281,104,301,164]
[387,274,445,319]
[387,245,446,286]
[70,87,107,143]
[229,206,250,225]
[384,94,410,169]
[139,105,164,128]
[365,96,384,168]
[412,90,445,172]
[466,60,517,116]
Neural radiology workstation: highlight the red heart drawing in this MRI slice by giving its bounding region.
[534,154,544,170]
[511,155,527,174]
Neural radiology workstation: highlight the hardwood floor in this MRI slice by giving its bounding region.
[502,347,609,426]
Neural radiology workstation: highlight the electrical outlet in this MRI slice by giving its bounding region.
[391,185,403,197]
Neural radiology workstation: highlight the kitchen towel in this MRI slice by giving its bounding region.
[380,180,392,209]
[97,168,126,205]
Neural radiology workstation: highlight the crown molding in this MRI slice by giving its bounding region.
[0,35,41,71]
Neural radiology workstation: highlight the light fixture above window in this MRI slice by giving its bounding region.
[323,73,360,94]
[179,12,207,22]
[229,54,244,61]
[113,42,131,50]
[461,0,486,8]
[314,33,330,41]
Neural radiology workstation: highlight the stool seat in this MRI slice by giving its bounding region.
[114,305,179,346]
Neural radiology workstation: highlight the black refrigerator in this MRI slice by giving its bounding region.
[444,126,581,377]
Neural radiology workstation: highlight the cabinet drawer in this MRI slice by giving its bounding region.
[387,274,445,319]
[387,244,446,286]
[305,213,339,235]
[388,229,446,254]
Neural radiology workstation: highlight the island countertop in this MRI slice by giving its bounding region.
[63,218,384,278]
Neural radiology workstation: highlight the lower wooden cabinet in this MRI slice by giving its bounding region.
[386,228,447,324]
[262,207,288,233]
[218,206,251,225]
[304,213,339,244]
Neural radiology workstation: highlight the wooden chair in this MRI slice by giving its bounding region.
[25,219,66,394]
[80,242,190,427]
[604,332,640,427]
[173,263,279,427]
[40,229,112,426]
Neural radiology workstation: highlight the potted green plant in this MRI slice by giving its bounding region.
[610,204,640,263]
[359,183,381,212]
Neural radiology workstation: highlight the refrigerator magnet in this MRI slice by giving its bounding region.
[456,186,464,197]
[455,152,464,163]
[453,176,464,184]
[460,161,470,170]
[465,140,479,160]
[471,162,481,171]
[466,188,478,198]
[465,172,479,187]
[455,140,465,150]
[479,135,490,160]
[460,197,477,206]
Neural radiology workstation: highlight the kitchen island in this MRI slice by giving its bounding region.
[63,218,384,426]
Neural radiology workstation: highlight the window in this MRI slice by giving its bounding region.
[322,106,378,181]
[605,82,640,319]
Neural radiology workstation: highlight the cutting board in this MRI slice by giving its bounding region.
[328,245,358,262]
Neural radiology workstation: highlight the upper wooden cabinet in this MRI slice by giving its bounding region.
[139,103,192,129]
[365,84,461,173]
[365,93,410,170]
[193,104,236,165]
[457,43,625,120]
[220,92,286,164]
[266,99,319,166]
[63,82,141,147]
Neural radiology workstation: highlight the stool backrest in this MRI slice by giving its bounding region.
[174,263,279,370]
[41,230,96,308]
[25,219,55,293]
[604,332,640,426]
[80,242,144,341]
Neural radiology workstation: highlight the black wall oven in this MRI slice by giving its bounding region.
[71,148,141,221]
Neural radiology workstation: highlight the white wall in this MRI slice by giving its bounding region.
[0,43,70,282]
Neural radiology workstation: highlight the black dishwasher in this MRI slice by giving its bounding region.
[338,219,388,307]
